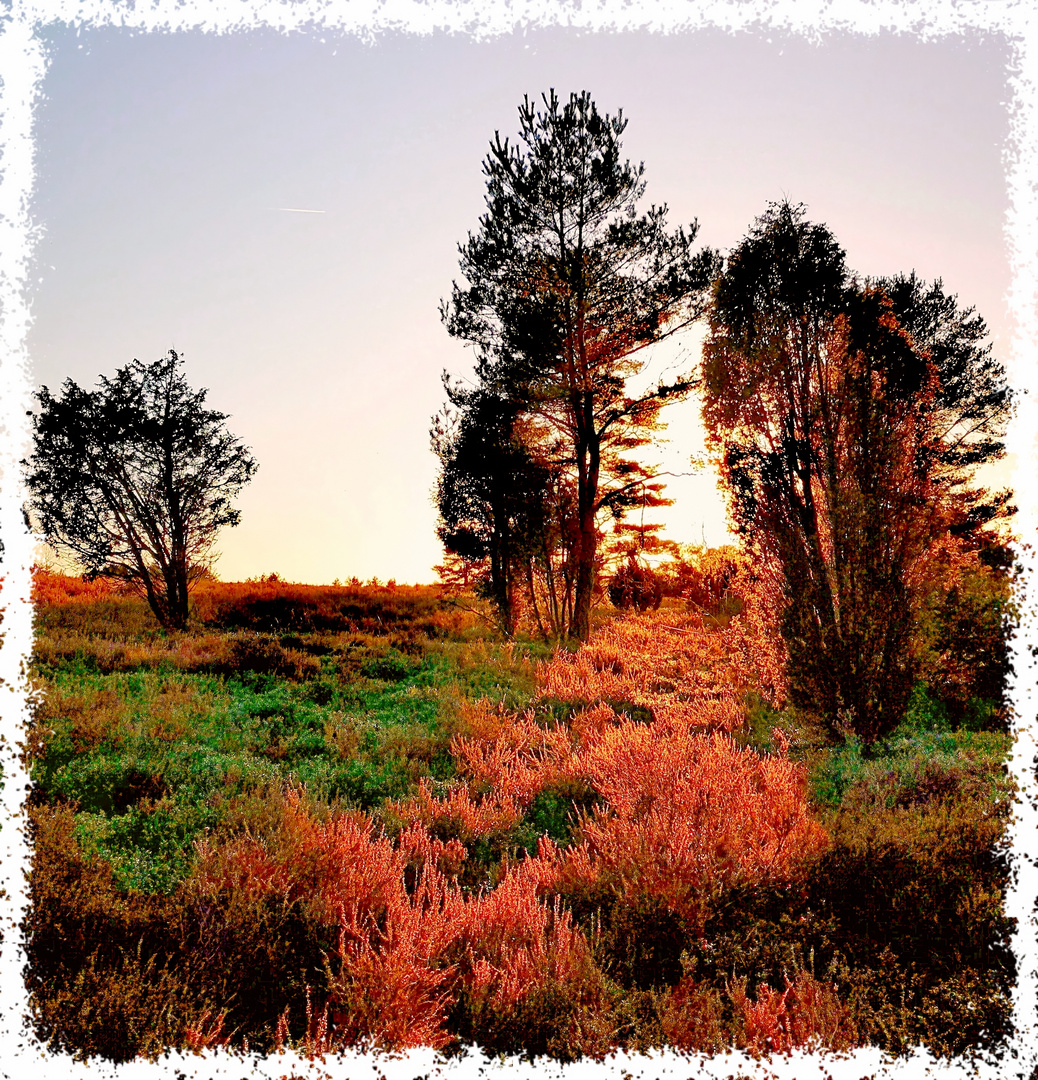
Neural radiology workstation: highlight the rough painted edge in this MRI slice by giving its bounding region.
[0,1,1033,1079]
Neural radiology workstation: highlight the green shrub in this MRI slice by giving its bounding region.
[809,739,866,807]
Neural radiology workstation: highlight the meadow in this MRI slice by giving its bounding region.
[24,569,1014,1063]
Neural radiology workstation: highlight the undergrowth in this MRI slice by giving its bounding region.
[25,575,1013,1063]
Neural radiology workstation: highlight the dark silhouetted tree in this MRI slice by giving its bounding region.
[701,201,1007,744]
[431,381,555,636]
[24,349,257,630]
[442,90,718,640]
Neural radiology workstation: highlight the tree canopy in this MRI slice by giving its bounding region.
[440,90,718,639]
[877,270,1013,535]
[700,201,1011,744]
[431,380,556,636]
[24,349,257,630]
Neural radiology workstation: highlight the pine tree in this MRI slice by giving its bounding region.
[442,90,718,640]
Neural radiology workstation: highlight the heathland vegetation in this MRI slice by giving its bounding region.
[22,90,1017,1065]
[25,551,1014,1062]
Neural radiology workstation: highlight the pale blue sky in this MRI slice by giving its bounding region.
[27,25,1012,583]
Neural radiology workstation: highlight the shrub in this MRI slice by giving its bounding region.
[914,550,1013,733]
[730,970,858,1056]
[681,546,742,613]
[24,803,194,1060]
[607,561,662,612]
[534,726,830,936]
[194,580,447,636]
[534,612,758,733]
[229,635,320,681]
[657,977,726,1053]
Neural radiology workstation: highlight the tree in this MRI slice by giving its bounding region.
[442,90,719,640]
[24,349,257,630]
[431,381,555,636]
[700,201,1007,744]
[877,271,1014,536]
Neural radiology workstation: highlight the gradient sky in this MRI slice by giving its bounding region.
[26,24,1013,584]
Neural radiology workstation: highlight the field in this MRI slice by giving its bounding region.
[24,571,1015,1063]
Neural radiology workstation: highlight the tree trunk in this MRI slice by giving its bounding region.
[570,439,600,641]
[571,516,596,640]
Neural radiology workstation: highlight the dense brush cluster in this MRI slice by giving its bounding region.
[25,573,1012,1063]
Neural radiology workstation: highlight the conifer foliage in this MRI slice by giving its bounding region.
[24,350,256,630]
[431,383,556,637]
[440,90,719,640]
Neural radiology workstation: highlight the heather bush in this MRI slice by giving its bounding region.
[24,803,196,1060]
[729,970,858,1056]
[25,569,1012,1062]
[535,610,765,732]
[532,725,830,937]
[657,977,727,1053]
[223,635,321,681]
[446,878,614,1060]
[194,579,449,635]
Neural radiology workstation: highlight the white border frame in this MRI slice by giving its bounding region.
[1,2,1034,1078]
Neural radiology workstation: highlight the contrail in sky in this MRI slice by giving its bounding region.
[278,207,326,213]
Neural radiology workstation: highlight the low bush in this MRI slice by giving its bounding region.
[25,571,1013,1063]
[194,580,449,636]
[607,562,662,612]
[681,547,742,613]
[223,636,321,681]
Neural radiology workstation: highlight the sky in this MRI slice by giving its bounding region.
[25,24,1013,585]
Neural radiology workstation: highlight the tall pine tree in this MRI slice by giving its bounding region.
[441,90,718,640]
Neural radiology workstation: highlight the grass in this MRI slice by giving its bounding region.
[31,645,535,893]
[24,573,1015,1063]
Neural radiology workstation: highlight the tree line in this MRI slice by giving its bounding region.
[433,90,1012,745]
[21,88,1012,747]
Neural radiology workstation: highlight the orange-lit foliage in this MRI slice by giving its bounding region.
[658,978,726,1053]
[699,205,991,742]
[192,798,461,1051]
[194,793,407,929]
[389,779,527,842]
[394,615,827,934]
[182,1009,230,1053]
[680,545,743,611]
[447,698,579,805]
[519,724,828,932]
[32,569,122,606]
[328,864,466,1050]
[192,792,604,1052]
[657,970,857,1058]
[730,971,858,1056]
[535,608,785,727]
[32,568,457,638]
[191,578,446,634]
[35,569,837,1055]
[328,865,606,1051]
[462,879,591,1009]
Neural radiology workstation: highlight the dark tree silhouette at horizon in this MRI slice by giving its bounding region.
[24,349,257,631]
[442,89,718,640]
